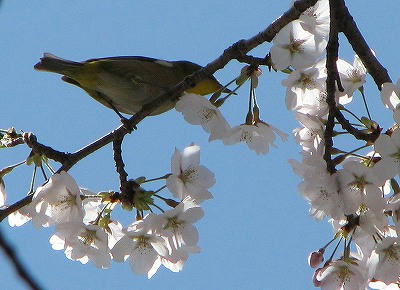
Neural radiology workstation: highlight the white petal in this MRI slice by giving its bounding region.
[196,166,216,188]
[111,236,133,262]
[180,224,199,247]
[130,247,159,276]
[170,148,182,175]
[181,207,204,224]
[270,46,291,71]
[181,144,200,170]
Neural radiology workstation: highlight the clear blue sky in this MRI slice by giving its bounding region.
[1,1,400,289]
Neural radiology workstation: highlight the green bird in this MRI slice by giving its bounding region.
[34,53,225,116]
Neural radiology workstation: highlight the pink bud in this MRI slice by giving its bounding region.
[308,249,324,268]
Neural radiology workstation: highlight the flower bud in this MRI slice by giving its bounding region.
[308,249,324,268]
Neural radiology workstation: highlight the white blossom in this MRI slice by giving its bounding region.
[336,55,367,101]
[281,60,327,114]
[290,158,345,220]
[293,112,325,152]
[315,259,368,289]
[167,144,215,202]
[369,280,400,290]
[270,20,327,71]
[338,160,385,216]
[223,122,287,155]
[175,93,231,141]
[158,199,203,251]
[373,129,400,184]
[32,171,85,226]
[111,225,168,278]
[367,238,400,284]
[50,221,111,269]
[8,205,35,227]
[381,79,400,110]
[298,0,330,39]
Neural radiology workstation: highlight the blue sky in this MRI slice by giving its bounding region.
[1,1,400,289]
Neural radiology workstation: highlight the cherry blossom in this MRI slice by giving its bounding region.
[293,112,325,152]
[111,225,168,278]
[32,171,85,226]
[166,144,215,202]
[281,60,327,113]
[336,55,366,101]
[4,1,400,287]
[270,20,327,71]
[308,248,325,268]
[298,0,329,39]
[223,121,287,155]
[315,259,368,289]
[50,221,111,269]
[337,160,385,216]
[290,157,345,220]
[8,205,35,227]
[157,199,204,251]
[175,93,231,141]
[373,129,400,184]
[367,238,400,285]
[381,79,400,110]
[369,281,400,290]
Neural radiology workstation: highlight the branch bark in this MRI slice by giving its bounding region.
[336,0,392,88]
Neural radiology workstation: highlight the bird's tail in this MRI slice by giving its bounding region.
[34,53,83,74]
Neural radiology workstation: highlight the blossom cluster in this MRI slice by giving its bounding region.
[176,87,288,155]
[5,144,214,278]
[173,0,400,287]
[267,0,400,288]
[2,0,400,287]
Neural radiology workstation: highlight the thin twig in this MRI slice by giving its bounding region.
[236,54,272,68]
[333,107,379,142]
[23,133,71,165]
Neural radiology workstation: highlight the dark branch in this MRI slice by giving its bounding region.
[23,133,71,165]
[324,0,340,174]
[336,0,391,89]
[0,229,43,290]
[236,54,272,69]
[113,137,128,194]
[333,107,380,143]
[0,196,33,223]
[323,0,382,172]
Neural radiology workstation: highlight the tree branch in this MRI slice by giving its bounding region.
[0,229,43,290]
[236,54,272,69]
[324,0,340,174]
[323,0,382,172]
[336,0,391,89]
[113,137,128,194]
[23,132,71,165]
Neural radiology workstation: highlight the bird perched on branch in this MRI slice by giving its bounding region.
[34,53,226,116]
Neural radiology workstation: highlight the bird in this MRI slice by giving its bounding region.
[34,53,226,116]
